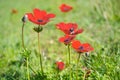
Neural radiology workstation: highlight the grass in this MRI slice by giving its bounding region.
[0,0,120,80]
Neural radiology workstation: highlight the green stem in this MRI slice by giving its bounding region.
[69,66,72,80]
[76,53,81,80]
[66,46,68,65]
[22,23,25,50]
[38,32,43,74]
[68,44,70,65]
[67,45,72,80]
[27,57,30,80]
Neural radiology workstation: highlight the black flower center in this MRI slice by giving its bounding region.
[64,39,69,43]
[69,28,74,32]
[79,46,84,50]
[38,19,43,22]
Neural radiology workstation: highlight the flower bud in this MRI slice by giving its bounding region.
[56,61,65,71]
[85,52,89,57]
[22,15,28,23]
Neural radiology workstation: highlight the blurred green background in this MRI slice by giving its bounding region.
[0,0,120,79]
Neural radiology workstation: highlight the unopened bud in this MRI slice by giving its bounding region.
[22,15,28,23]
[85,52,89,57]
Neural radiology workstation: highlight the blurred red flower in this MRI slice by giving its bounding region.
[56,22,83,35]
[59,4,72,12]
[72,40,94,53]
[59,35,76,45]
[26,8,55,25]
[56,61,65,71]
[11,9,18,14]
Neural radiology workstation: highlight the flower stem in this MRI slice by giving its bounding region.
[22,23,25,50]
[22,23,30,80]
[68,44,70,65]
[27,57,30,80]
[66,46,68,65]
[67,45,72,80]
[76,53,81,80]
[38,32,43,74]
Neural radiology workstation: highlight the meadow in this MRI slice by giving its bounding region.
[0,0,120,80]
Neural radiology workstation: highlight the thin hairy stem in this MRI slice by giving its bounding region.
[67,44,72,80]
[38,32,43,74]
[27,57,30,80]
[76,53,81,80]
[22,23,25,50]
[68,44,71,65]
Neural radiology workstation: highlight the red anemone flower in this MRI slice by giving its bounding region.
[26,8,55,25]
[56,61,65,71]
[72,40,94,53]
[56,22,83,35]
[59,4,72,12]
[59,35,76,45]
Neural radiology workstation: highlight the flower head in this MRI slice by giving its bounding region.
[56,22,83,35]
[72,40,94,53]
[59,35,76,45]
[56,61,65,71]
[26,8,55,25]
[59,4,72,12]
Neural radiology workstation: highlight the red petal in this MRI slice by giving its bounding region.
[59,37,65,43]
[33,8,46,19]
[74,29,84,35]
[61,4,66,7]
[67,23,78,29]
[33,8,41,18]
[59,4,72,12]
[40,10,47,16]
[26,13,36,23]
[59,35,75,45]
[72,40,81,49]
[82,43,94,52]
[47,13,56,18]
[56,22,66,30]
